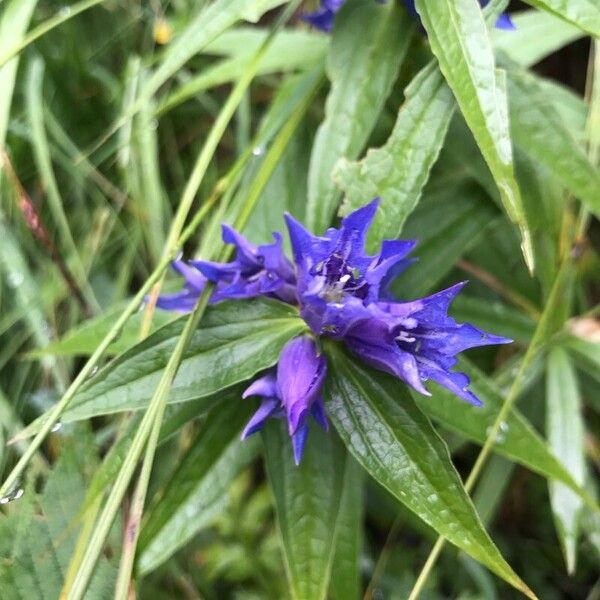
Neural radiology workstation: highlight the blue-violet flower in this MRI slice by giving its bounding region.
[303,0,515,33]
[241,335,329,465]
[156,224,296,311]
[158,200,511,462]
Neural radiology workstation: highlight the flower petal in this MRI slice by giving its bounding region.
[243,372,278,400]
[277,336,327,435]
[241,397,282,439]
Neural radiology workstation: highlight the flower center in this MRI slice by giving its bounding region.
[312,252,370,302]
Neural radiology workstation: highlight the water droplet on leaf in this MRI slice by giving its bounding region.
[0,486,24,505]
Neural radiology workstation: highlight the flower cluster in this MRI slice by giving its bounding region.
[158,200,510,463]
[303,0,515,33]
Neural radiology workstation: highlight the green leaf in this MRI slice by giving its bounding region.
[306,0,413,232]
[29,305,177,357]
[159,28,327,114]
[390,179,498,297]
[450,295,536,344]
[413,358,592,506]
[415,0,534,271]
[562,334,600,382]
[0,432,117,599]
[523,0,600,37]
[138,400,258,574]
[263,422,348,600]
[325,344,535,598]
[505,66,600,219]
[493,9,583,68]
[16,299,306,438]
[0,0,38,145]
[329,459,363,600]
[337,61,455,251]
[546,348,586,574]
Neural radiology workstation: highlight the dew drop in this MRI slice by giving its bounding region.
[51,421,62,433]
[252,145,265,156]
[0,487,24,505]
[149,119,159,131]
[58,6,72,18]
[7,272,24,288]
[486,421,509,444]
[427,493,439,503]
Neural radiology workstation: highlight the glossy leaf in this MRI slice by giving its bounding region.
[337,61,455,251]
[414,358,591,505]
[263,422,347,600]
[415,0,534,271]
[329,459,363,600]
[546,348,585,573]
[306,0,413,232]
[17,299,306,437]
[138,400,258,573]
[563,334,600,383]
[506,67,600,219]
[159,28,326,114]
[325,344,535,598]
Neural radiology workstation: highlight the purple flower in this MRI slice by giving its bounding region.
[156,224,297,311]
[302,0,345,32]
[161,201,510,463]
[284,198,511,406]
[285,199,415,336]
[155,259,210,312]
[242,336,329,464]
[304,0,514,33]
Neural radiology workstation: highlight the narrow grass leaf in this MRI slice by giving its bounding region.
[546,348,586,573]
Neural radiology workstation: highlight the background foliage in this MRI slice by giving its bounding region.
[0,0,598,598]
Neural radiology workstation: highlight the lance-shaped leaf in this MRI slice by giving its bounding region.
[546,348,586,574]
[492,9,583,68]
[337,61,455,252]
[306,0,413,233]
[413,358,594,509]
[138,400,258,574]
[263,422,348,600]
[505,66,600,219]
[325,344,535,598]
[15,299,306,439]
[522,0,600,38]
[329,459,363,600]
[415,0,534,271]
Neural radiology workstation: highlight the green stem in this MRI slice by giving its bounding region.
[66,284,214,600]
